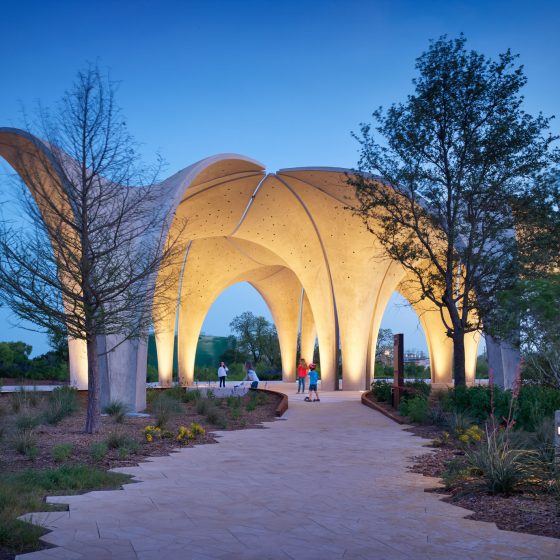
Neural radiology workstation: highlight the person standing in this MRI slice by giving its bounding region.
[218,361,228,388]
[297,358,308,394]
[245,361,259,390]
[304,363,320,402]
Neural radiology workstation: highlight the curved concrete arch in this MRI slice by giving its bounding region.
[0,133,494,407]
[230,174,338,389]
[171,236,298,385]
[276,170,396,390]
[0,128,89,389]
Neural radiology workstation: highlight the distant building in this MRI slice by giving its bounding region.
[404,349,429,367]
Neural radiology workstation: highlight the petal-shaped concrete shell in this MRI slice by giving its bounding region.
[155,164,483,393]
[0,130,499,410]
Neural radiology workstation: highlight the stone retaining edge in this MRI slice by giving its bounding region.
[361,391,406,424]
[257,388,288,417]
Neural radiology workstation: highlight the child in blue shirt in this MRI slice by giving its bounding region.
[304,363,320,402]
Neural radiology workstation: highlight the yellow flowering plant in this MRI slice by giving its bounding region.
[144,425,162,442]
[176,423,206,444]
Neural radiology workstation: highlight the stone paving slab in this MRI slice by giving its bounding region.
[17,387,560,559]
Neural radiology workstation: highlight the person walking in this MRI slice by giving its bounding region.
[245,362,259,390]
[217,361,228,388]
[304,363,320,402]
[297,358,308,394]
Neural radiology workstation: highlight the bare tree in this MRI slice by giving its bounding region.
[0,67,184,432]
[350,36,558,386]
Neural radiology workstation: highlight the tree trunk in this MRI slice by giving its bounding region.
[84,335,100,433]
[452,329,466,387]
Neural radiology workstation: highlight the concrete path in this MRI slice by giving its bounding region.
[18,387,560,559]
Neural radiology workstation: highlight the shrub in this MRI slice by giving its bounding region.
[176,422,204,443]
[144,425,162,442]
[105,432,138,451]
[466,427,535,495]
[206,406,227,429]
[442,457,477,489]
[226,395,241,409]
[164,386,188,403]
[404,381,431,398]
[43,387,78,425]
[245,395,257,412]
[52,443,73,463]
[256,392,269,405]
[456,425,484,446]
[102,400,129,423]
[427,401,446,425]
[176,426,193,443]
[150,393,181,429]
[190,422,205,436]
[445,411,475,435]
[206,389,215,400]
[89,442,108,462]
[146,388,158,404]
[196,398,211,415]
[10,389,29,414]
[371,381,391,403]
[516,385,560,431]
[15,414,41,431]
[183,389,201,403]
[12,429,37,456]
[509,417,555,467]
[401,396,429,423]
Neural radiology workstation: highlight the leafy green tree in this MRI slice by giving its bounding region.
[0,341,32,376]
[496,275,560,388]
[229,311,280,368]
[350,35,558,387]
[375,328,393,363]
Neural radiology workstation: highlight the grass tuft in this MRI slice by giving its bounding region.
[43,387,78,425]
[52,443,73,463]
[102,400,129,423]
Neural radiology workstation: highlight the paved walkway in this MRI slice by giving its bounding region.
[19,387,560,559]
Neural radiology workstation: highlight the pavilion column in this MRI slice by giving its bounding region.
[68,337,88,390]
[465,330,481,386]
[300,291,317,365]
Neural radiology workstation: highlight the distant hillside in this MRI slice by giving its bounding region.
[147,334,233,372]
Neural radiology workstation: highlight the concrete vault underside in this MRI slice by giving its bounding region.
[1,129,499,412]
[150,155,481,395]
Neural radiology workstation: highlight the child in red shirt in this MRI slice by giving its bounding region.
[297,359,308,394]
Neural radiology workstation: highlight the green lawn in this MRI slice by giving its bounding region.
[0,465,131,557]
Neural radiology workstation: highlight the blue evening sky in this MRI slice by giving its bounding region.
[0,0,558,355]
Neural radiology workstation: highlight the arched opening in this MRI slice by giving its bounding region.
[198,282,281,383]
[149,281,286,385]
[371,292,430,382]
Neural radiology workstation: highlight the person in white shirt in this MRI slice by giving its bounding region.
[217,361,229,388]
[244,361,259,390]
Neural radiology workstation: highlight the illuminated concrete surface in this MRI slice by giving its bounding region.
[1,128,520,410]
[18,392,558,560]
[155,162,486,394]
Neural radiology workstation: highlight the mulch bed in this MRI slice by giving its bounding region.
[364,393,559,540]
[406,424,560,540]
[0,390,281,474]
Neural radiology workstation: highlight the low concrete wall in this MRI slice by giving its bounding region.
[257,388,288,417]
[361,391,406,425]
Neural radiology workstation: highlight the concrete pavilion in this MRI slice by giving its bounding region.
[0,128,518,411]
